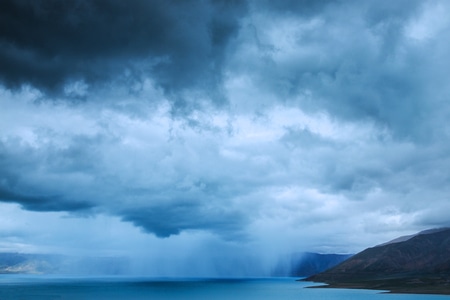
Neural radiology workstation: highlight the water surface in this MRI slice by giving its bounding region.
[0,276,448,300]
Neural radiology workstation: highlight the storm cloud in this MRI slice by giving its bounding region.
[0,0,245,109]
[1,0,450,271]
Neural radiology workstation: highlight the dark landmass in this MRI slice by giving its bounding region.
[273,252,352,277]
[303,228,450,295]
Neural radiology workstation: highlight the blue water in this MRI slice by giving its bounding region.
[0,276,448,300]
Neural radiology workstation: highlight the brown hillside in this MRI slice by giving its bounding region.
[304,228,450,294]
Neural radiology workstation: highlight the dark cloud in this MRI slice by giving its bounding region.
[0,134,98,213]
[0,0,246,105]
[0,164,93,212]
[0,187,93,212]
[121,201,246,238]
[0,116,251,238]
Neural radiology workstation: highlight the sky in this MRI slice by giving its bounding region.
[1,0,450,276]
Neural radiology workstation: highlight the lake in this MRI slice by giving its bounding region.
[0,276,449,300]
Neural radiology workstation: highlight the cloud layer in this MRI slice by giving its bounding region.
[0,0,245,108]
[1,0,450,267]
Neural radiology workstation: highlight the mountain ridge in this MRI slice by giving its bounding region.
[304,228,450,294]
[376,227,450,247]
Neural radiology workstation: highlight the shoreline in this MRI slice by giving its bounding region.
[303,280,450,296]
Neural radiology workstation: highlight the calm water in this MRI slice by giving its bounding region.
[0,276,449,300]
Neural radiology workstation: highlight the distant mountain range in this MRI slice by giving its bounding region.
[0,253,129,275]
[304,228,450,294]
[0,251,350,277]
[273,252,352,277]
[0,253,57,274]
[6,227,450,294]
